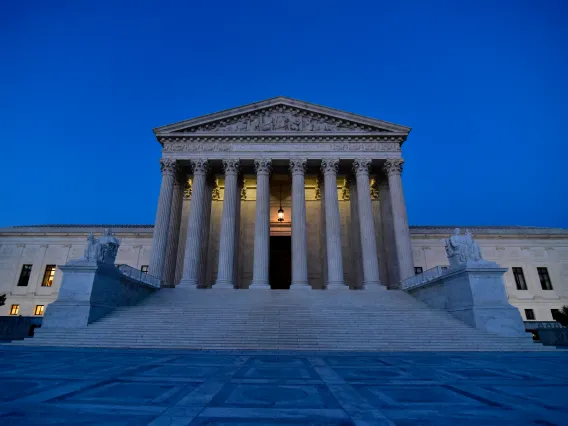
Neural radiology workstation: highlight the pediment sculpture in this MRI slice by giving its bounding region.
[186,108,381,133]
[444,228,484,267]
[81,229,121,264]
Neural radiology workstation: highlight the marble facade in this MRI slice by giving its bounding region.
[1,97,567,323]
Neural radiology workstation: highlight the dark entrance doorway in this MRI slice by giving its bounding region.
[269,236,292,289]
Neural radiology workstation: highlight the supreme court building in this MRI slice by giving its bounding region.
[149,96,413,291]
[1,97,567,324]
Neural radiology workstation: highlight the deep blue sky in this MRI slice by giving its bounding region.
[1,0,566,228]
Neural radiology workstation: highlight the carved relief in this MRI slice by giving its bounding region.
[353,158,372,176]
[254,158,272,175]
[184,178,192,199]
[383,158,404,176]
[191,159,209,175]
[222,159,240,174]
[162,141,401,153]
[186,106,380,133]
[160,158,177,175]
[289,158,307,175]
[212,179,221,200]
[315,175,322,200]
[370,177,379,200]
[321,158,340,175]
[341,178,350,200]
[241,178,247,200]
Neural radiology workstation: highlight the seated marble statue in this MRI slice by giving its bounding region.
[444,228,484,267]
[80,229,120,264]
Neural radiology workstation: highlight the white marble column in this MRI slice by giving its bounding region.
[233,175,244,288]
[250,158,271,289]
[353,158,381,288]
[378,174,398,287]
[163,170,185,287]
[384,159,414,285]
[197,175,214,288]
[290,158,310,289]
[149,158,177,281]
[321,158,346,289]
[347,176,363,289]
[179,159,209,288]
[215,159,240,289]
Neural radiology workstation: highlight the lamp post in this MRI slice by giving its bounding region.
[277,184,284,222]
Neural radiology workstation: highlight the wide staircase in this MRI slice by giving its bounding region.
[14,286,547,351]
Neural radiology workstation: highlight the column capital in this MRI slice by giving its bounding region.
[383,158,404,176]
[191,159,209,175]
[352,158,372,176]
[223,159,240,175]
[289,158,307,175]
[160,158,177,176]
[254,158,272,175]
[321,158,339,175]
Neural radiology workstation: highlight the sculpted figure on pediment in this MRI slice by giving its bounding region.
[190,107,380,133]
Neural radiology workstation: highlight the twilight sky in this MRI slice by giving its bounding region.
[0,0,566,228]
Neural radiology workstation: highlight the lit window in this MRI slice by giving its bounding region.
[17,264,32,286]
[10,304,20,315]
[537,267,553,290]
[512,267,527,290]
[34,305,45,315]
[414,267,423,275]
[525,309,535,321]
[141,265,149,274]
[42,265,56,287]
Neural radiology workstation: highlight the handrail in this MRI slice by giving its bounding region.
[401,265,446,291]
[117,264,161,288]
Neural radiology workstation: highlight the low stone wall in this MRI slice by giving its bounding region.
[406,262,527,337]
[42,263,157,329]
[0,316,43,341]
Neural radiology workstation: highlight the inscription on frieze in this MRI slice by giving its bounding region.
[163,142,400,153]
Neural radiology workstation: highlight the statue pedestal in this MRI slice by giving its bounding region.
[42,261,156,329]
[408,261,527,338]
[443,262,527,337]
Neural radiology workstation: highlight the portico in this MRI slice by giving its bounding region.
[148,97,414,290]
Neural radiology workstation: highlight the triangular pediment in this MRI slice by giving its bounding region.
[153,97,411,135]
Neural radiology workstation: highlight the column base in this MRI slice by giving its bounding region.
[249,281,271,289]
[326,281,348,290]
[362,280,381,288]
[290,281,311,289]
[214,280,235,289]
[177,279,198,288]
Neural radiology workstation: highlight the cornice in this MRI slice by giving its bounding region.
[153,97,411,137]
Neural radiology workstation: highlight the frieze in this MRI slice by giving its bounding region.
[163,141,401,153]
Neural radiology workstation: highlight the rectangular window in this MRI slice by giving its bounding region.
[41,265,56,287]
[512,267,527,290]
[551,309,560,320]
[537,267,553,290]
[17,264,32,286]
[141,265,149,274]
[10,304,20,315]
[525,309,535,320]
[34,305,45,315]
[414,267,423,275]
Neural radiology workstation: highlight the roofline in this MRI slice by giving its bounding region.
[2,224,567,238]
[152,96,412,135]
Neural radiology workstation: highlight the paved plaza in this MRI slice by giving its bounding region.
[0,347,567,425]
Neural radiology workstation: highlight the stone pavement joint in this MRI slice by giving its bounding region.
[0,346,566,425]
